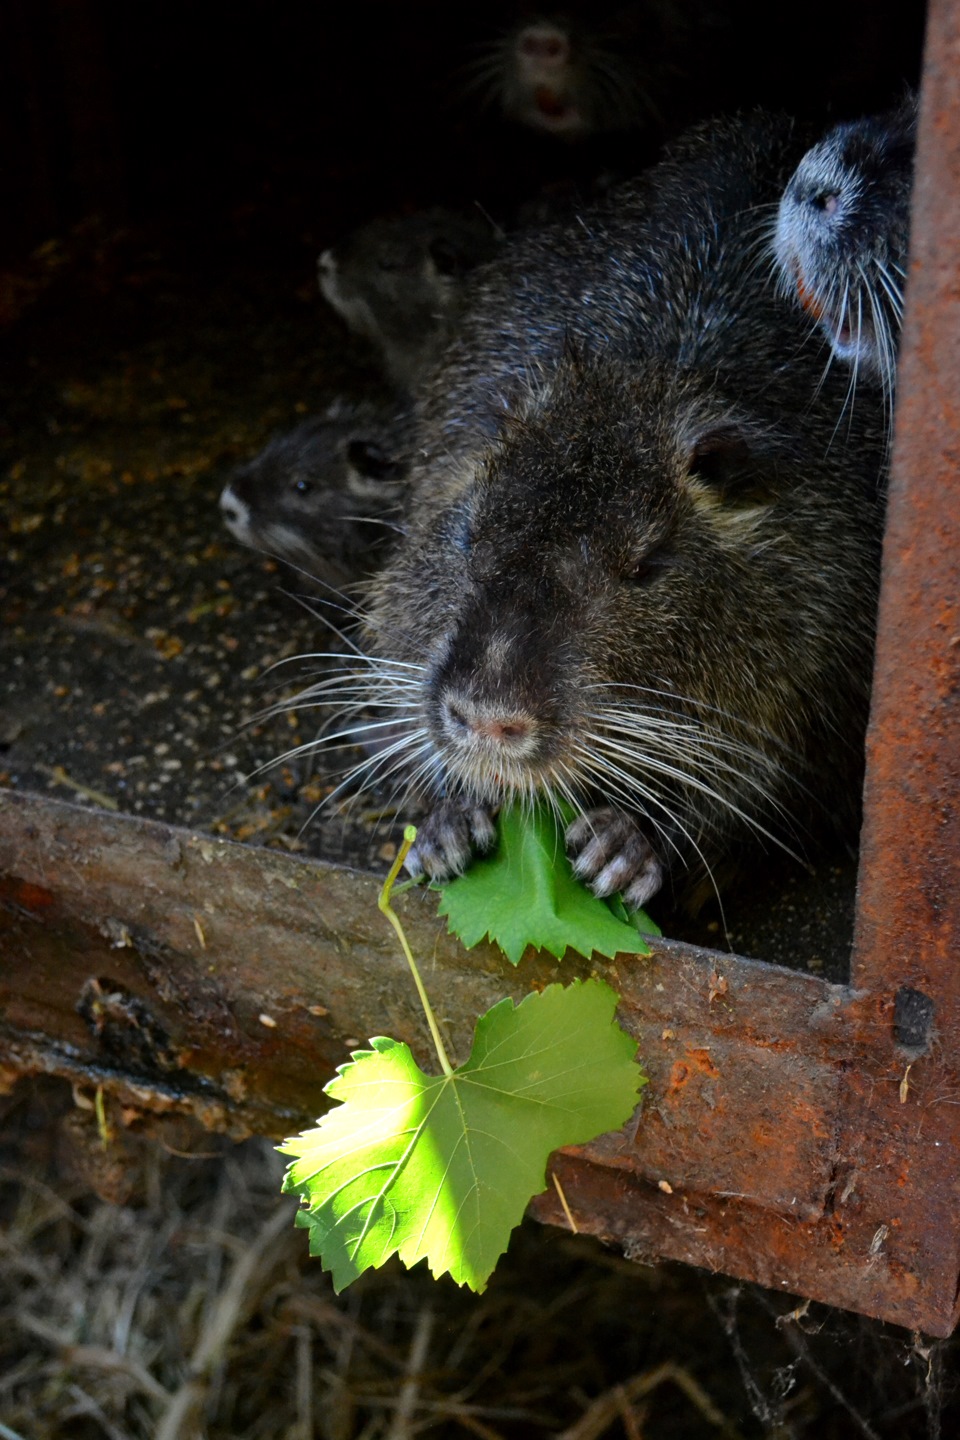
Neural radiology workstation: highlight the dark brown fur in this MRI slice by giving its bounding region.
[310,116,888,910]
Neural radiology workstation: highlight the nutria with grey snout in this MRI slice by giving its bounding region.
[219,400,410,588]
[773,96,917,403]
[300,115,889,913]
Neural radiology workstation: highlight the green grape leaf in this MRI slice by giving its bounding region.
[436,804,658,965]
[279,978,644,1293]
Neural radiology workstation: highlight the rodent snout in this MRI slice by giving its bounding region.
[517,24,570,67]
[219,483,250,539]
[441,692,537,756]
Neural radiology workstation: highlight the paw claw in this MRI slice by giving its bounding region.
[404,798,496,882]
[565,806,664,907]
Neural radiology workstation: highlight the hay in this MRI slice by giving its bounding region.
[0,1087,953,1440]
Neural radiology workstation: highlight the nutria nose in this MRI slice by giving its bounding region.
[518,26,568,63]
[219,484,245,525]
[443,696,535,748]
[317,249,335,274]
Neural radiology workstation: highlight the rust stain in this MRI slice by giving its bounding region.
[667,1047,720,1093]
[1,877,56,912]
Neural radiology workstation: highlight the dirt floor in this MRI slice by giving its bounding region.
[0,208,411,879]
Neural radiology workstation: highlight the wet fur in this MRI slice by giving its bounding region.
[409,111,816,503]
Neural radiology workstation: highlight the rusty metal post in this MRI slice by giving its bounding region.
[846,0,960,1332]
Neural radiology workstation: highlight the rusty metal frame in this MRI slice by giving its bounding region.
[2,0,959,1336]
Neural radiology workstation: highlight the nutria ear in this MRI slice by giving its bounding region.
[686,427,775,507]
[346,440,405,481]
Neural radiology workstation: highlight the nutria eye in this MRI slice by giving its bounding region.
[293,478,313,496]
[429,238,464,276]
[690,430,750,481]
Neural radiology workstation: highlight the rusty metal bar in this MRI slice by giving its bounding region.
[854,0,960,1012]
[843,0,960,1334]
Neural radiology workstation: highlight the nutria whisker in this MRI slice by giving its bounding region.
[582,683,803,760]
[575,733,798,863]
[584,711,799,803]
[582,724,790,831]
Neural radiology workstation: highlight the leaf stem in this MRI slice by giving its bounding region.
[378,826,454,1077]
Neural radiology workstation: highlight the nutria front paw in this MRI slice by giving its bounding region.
[405,799,497,882]
[565,806,664,909]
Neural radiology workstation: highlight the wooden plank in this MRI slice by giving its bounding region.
[2,785,951,1332]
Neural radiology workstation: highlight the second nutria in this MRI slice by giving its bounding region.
[219,400,410,588]
[773,96,917,404]
[317,209,501,392]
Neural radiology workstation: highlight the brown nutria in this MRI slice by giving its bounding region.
[317,209,501,392]
[773,95,917,407]
[219,400,410,588]
[294,114,888,911]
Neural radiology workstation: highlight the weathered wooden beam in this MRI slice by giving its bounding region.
[0,787,950,1332]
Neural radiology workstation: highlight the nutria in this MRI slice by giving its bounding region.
[467,10,657,140]
[773,96,917,405]
[317,209,501,391]
[297,114,888,911]
[219,400,410,588]
[461,2,729,145]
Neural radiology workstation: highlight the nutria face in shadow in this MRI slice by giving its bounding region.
[773,96,917,403]
[485,16,617,139]
[461,4,691,143]
[355,349,885,908]
[317,210,500,390]
[219,402,409,587]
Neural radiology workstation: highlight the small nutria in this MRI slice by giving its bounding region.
[773,96,917,403]
[219,400,409,588]
[317,209,501,391]
[299,114,888,911]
